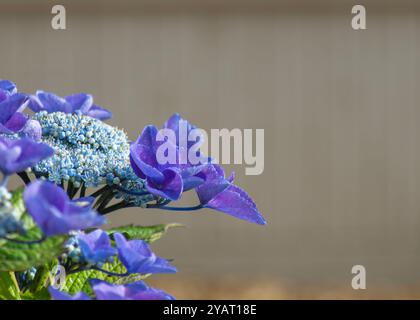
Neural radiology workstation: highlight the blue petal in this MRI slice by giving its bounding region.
[0,80,17,95]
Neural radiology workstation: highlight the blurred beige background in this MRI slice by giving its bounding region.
[2,0,420,299]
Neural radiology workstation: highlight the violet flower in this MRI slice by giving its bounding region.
[0,80,17,95]
[24,180,105,236]
[77,229,117,265]
[49,280,174,300]
[130,125,184,200]
[114,232,177,274]
[130,114,208,200]
[90,279,175,300]
[29,91,112,120]
[196,164,266,225]
[0,137,54,176]
[0,80,42,140]
[48,287,91,300]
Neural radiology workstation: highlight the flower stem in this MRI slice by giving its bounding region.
[92,266,129,277]
[98,201,134,215]
[80,183,86,198]
[67,181,75,198]
[89,185,111,198]
[113,185,149,197]
[148,204,204,211]
[97,191,116,212]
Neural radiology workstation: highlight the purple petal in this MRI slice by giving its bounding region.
[90,279,174,300]
[33,91,72,113]
[164,113,182,132]
[0,80,17,95]
[90,279,126,300]
[130,126,164,181]
[49,287,91,300]
[0,138,54,175]
[114,233,176,274]
[85,105,112,120]
[5,112,28,132]
[145,168,183,201]
[206,184,266,225]
[0,93,28,125]
[78,230,117,264]
[0,90,7,103]
[24,180,105,236]
[65,93,93,113]
[196,165,230,205]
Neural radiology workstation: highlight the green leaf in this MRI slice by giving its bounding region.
[0,228,66,272]
[108,223,183,243]
[113,272,150,285]
[28,261,57,293]
[63,260,149,295]
[21,287,50,300]
[0,272,21,300]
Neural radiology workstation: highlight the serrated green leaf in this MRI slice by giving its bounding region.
[0,272,21,300]
[63,260,149,295]
[114,272,150,285]
[21,287,50,300]
[108,223,183,243]
[0,228,66,272]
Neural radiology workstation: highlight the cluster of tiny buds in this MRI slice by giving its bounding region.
[61,236,82,264]
[32,112,133,188]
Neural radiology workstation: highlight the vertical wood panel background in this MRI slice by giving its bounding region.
[1,0,420,297]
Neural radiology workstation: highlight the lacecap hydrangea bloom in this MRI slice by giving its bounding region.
[0,79,265,300]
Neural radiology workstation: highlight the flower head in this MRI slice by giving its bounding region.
[90,279,175,300]
[32,112,132,188]
[76,230,117,266]
[29,91,112,120]
[48,280,174,300]
[196,164,266,225]
[0,137,54,175]
[130,114,208,200]
[114,232,177,274]
[24,180,105,236]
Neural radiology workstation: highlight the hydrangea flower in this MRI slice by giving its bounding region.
[0,93,28,134]
[114,232,177,274]
[90,279,175,300]
[29,91,112,120]
[24,180,105,236]
[48,280,174,300]
[196,164,266,225]
[48,287,91,300]
[0,80,17,95]
[130,114,208,200]
[0,137,54,175]
[130,126,184,200]
[76,230,117,266]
